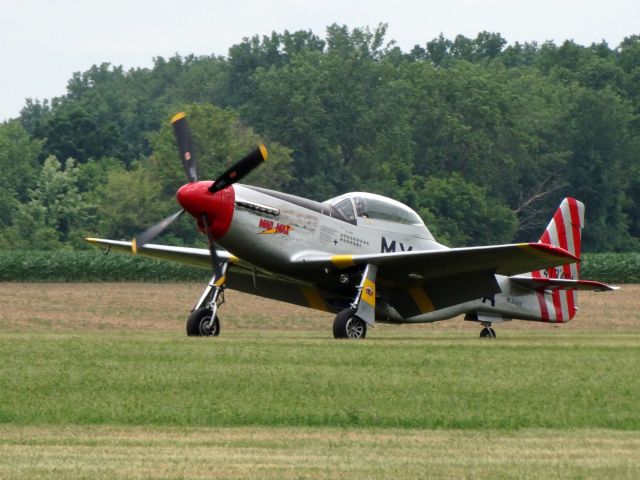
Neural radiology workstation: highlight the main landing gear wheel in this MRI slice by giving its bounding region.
[333,308,367,339]
[479,326,496,338]
[186,307,220,337]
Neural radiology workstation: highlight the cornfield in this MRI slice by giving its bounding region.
[0,250,208,282]
[581,253,640,284]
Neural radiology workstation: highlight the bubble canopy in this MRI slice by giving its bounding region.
[324,192,424,226]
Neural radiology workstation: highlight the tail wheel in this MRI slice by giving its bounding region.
[479,327,496,338]
[187,307,220,337]
[333,308,367,339]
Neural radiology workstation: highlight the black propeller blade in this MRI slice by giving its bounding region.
[130,112,196,251]
[201,213,223,279]
[209,145,268,194]
[172,112,198,183]
[132,209,185,254]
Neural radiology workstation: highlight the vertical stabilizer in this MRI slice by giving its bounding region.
[530,198,585,322]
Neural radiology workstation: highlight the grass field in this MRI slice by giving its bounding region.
[1,283,639,478]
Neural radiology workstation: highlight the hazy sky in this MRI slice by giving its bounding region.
[1,0,638,121]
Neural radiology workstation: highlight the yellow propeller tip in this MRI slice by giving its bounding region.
[131,239,138,255]
[259,144,268,161]
[171,112,186,124]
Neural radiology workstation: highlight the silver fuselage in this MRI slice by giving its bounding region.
[214,185,548,324]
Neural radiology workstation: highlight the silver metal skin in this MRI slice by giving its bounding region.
[398,275,550,324]
[227,186,440,261]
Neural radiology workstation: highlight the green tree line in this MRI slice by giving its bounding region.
[1,25,639,251]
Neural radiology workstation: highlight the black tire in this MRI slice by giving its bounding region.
[333,308,367,339]
[186,307,220,337]
[479,327,496,338]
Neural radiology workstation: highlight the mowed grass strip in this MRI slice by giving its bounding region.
[1,425,639,479]
[1,330,639,429]
[2,284,639,478]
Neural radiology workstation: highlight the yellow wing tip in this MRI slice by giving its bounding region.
[259,144,268,161]
[171,112,187,124]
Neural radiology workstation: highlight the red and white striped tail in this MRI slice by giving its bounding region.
[530,198,585,323]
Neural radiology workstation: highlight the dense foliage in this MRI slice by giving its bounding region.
[2,25,639,251]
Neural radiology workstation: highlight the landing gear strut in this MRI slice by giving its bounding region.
[332,263,377,339]
[187,262,228,337]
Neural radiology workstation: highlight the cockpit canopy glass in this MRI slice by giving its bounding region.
[326,193,424,226]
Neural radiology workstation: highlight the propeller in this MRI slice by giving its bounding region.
[131,112,268,271]
[132,209,185,255]
[200,212,223,278]
[209,145,268,193]
[132,113,198,253]
[172,112,198,183]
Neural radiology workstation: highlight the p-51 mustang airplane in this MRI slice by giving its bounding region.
[87,113,615,339]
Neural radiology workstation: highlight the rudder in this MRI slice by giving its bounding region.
[530,198,584,322]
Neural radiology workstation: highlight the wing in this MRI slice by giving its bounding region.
[86,238,220,269]
[294,243,579,317]
[294,242,578,283]
[85,237,302,280]
[84,238,337,313]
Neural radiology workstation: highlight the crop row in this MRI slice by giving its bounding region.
[0,250,208,282]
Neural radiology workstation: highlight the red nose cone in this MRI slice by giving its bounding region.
[177,182,235,239]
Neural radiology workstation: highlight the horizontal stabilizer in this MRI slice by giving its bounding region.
[510,276,617,292]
